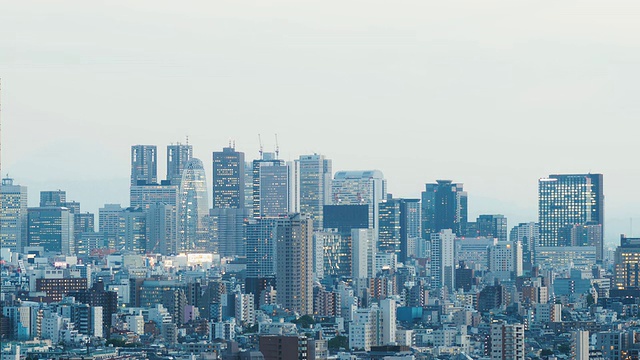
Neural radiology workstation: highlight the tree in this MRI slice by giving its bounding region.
[293,315,315,329]
[328,335,348,350]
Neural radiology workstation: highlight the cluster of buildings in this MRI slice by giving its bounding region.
[1,143,638,360]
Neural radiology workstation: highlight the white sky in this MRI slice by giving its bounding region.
[2,0,640,245]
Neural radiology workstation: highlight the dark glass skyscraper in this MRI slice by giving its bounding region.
[421,180,467,238]
[212,146,245,209]
[252,153,289,218]
[131,145,158,186]
[40,190,66,207]
[538,173,604,248]
[476,214,508,242]
[167,143,193,186]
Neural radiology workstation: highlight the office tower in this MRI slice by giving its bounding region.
[146,203,177,254]
[167,143,193,186]
[572,330,589,360]
[131,145,158,186]
[349,305,383,351]
[118,207,147,253]
[130,183,179,209]
[244,161,254,209]
[1,177,27,252]
[178,158,209,251]
[399,198,421,262]
[476,214,507,242]
[62,201,81,214]
[430,229,455,293]
[421,180,467,238]
[27,207,74,254]
[569,223,603,262]
[488,242,523,281]
[98,204,123,249]
[212,146,245,209]
[331,170,386,231]
[209,208,250,257]
[538,173,604,247]
[253,153,289,218]
[39,190,66,207]
[275,213,313,315]
[490,322,525,360]
[323,204,369,279]
[351,228,376,279]
[74,212,94,246]
[614,235,640,289]
[510,222,539,269]
[378,198,401,254]
[245,217,279,302]
[293,154,332,230]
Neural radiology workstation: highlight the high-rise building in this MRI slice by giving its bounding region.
[614,235,640,289]
[212,146,245,209]
[331,170,386,231]
[351,228,376,279]
[208,208,250,257]
[245,217,279,301]
[488,241,523,281]
[146,202,177,254]
[1,177,28,252]
[490,322,525,360]
[399,199,421,262]
[130,183,179,209]
[569,223,604,262]
[378,198,401,255]
[293,154,332,230]
[27,207,75,255]
[98,204,123,249]
[538,174,604,247]
[572,330,589,360]
[323,205,369,279]
[510,222,539,269]
[166,143,193,186]
[178,158,209,251]
[476,215,507,242]
[39,190,66,207]
[73,212,95,247]
[421,180,467,238]
[131,145,158,186]
[118,207,146,253]
[252,153,290,218]
[430,229,455,293]
[275,213,313,315]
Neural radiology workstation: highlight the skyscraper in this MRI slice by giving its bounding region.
[510,222,539,269]
[476,214,508,242]
[323,204,370,279]
[166,143,193,186]
[252,153,289,218]
[27,207,75,255]
[331,170,386,231]
[430,229,455,293]
[614,235,640,289]
[1,177,28,252]
[245,217,279,300]
[98,204,123,249]
[212,146,245,209]
[293,154,332,230]
[118,207,146,253]
[275,213,313,315]
[39,190,66,207]
[538,174,604,248]
[178,158,209,251]
[131,145,158,186]
[421,180,467,238]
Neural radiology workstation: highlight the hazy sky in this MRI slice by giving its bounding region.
[2,0,639,245]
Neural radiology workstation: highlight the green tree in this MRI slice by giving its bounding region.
[328,335,348,350]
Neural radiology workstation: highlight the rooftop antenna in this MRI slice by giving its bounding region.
[186,135,189,146]
[258,134,263,159]
[275,133,280,159]
[229,138,232,148]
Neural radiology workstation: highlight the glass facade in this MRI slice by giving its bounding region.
[179,158,210,251]
[212,146,245,209]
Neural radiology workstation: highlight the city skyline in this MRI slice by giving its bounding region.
[2,1,639,245]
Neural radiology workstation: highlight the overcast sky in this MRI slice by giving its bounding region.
[2,0,639,246]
